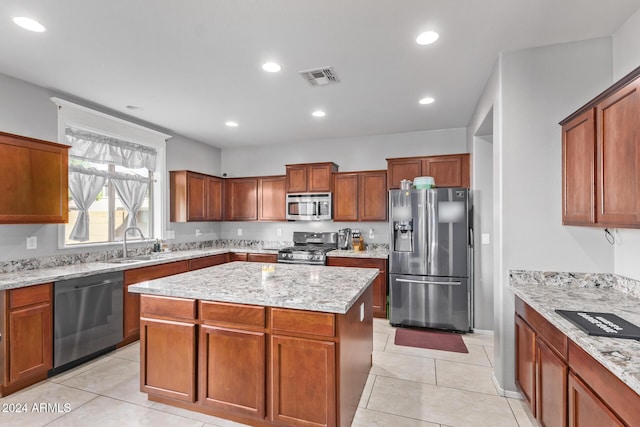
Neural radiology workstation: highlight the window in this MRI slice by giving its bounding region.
[53,98,169,248]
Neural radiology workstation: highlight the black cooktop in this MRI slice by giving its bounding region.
[555,310,640,340]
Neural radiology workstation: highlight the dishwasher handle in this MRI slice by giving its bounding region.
[396,278,462,286]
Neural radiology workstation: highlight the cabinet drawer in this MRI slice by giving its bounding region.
[515,297,567,359]
[189,254,227,271]
[9,283,51,309]
[271,308,335,338]
[247,253,277,263]
[200,301,265,328]
[327,256,386,271]
[124,260,189,284]
[141,295,196,321]
[568,340,640,424]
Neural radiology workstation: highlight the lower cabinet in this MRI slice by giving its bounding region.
[515,296,640,426]
[1,283,53,396]
[568,372,623,427]
[326,256,387,318]
[271,335,336,427]
[140,296,197,403]
[189,254,228,271]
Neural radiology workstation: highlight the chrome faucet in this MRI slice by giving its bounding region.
[123,226,145,258]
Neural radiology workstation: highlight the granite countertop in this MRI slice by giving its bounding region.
[129,262,379,314]
[327,248,389,259]
[510,271,640,396]
[0,247,279,291]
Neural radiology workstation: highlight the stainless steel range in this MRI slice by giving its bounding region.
[277,231,338,265]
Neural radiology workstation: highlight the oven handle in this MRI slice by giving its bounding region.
[396,278,462,286]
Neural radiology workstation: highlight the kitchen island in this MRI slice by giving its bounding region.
[128,261,378,427]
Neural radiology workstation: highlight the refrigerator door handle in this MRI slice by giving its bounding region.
[396,278,462,286]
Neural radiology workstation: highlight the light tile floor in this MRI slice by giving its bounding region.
[0,319,537,427]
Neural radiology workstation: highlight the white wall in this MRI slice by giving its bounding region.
[221,128,467,177]
[0,72,222,260]
[612,7,640,281]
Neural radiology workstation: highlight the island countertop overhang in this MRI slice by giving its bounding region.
[128,261,379,314]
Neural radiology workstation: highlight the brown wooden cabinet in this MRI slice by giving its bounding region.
[122,261,189,345]
[258,176,286,221]
[326,256,387,318]
[560,65,640,229]
[515,315,536,414]
[536,338,568,427]
[0,132,68,224]
[188,254,228,271]
[247,253,278,263]
[568,372,623,427]
[387,154,470,189]
[271,335,336,427]
[285,162,338,193]
[170,171,223,222]
[140,295,197,403]
[1,283,53,396]
[562,109,596,225]
[225,178,258,221]
[334,171,387,222]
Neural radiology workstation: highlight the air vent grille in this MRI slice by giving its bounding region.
[299,66,340,87]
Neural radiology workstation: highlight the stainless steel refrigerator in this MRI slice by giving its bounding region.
[389,188,472,332]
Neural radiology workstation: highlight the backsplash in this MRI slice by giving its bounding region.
[0,239,389,274]
[510,270,640,299]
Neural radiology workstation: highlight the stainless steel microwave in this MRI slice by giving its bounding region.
[286,193,332,221]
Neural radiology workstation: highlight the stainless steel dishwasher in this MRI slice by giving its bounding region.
[53,271,123,373]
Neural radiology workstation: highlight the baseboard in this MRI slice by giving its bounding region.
[491,373,523,399]
[472,328,493,335]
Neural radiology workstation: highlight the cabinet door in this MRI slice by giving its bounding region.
[387,158,422,189]
[271,335,336,427]
[596,79,640,226]
[229,253,248,262]
[8,302,52,383]
[123,284,140,342]
[206,176,223,221]
[308,164,334,192]
[247,253,278,263]
[140,317,197,402]
[225,178,258,221]
[515,315,536,414]
[286,165,308,193]
[258,176,286,221]
[359,171,387,221]
[187,173,206,221]
[333,173,359,221]
[568,372,624,427]
[189,254,228,271]
[423,155,469,188]
[200,325,265,418]
[562,109,596,225]
[536,338,567,427]
[0,133,68,224]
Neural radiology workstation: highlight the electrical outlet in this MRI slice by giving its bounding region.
[166,230,175,239]
[481,233,490,245]
[26,236,37,250]
[196,229,202,236]
[277,228,282,237]
[237,228,243,236]
[368,228,375,239]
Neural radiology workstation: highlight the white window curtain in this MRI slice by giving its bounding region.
[65,127,157,242]
[112,178,149,229]
[67,168,107,242]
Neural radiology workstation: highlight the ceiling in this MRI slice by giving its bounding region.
[1,1,639,148]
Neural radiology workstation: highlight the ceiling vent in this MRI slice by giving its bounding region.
[299,66,340,87]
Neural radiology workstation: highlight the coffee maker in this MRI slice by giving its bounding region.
[338,228,351,249]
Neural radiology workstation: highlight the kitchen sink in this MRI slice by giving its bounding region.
[106,253,173,264]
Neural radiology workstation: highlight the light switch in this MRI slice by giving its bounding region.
[276,228,282,237]
[481,233,490,245]
[360,303,365,321]
[237,228,243,236]
[26,236,37,250]
[196,229,202,236]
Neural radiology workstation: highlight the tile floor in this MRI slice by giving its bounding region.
[0,319,537,427]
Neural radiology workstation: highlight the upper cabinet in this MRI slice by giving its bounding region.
[386,154,470,189]
[225,178,258,221]
[560,65,640,228]
[0,132,69,224]
[285,162,338,193]
[257,176,286,221]
[170,171,223,222]
[333,171,387,222]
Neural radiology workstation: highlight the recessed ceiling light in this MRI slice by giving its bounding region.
[262,62,281,73]
[126,105,143,111]
[225,121,239,127]
[419,97,435,105]
[13,17,46,32]
[416,31,439,45]
[312,110,326,118]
